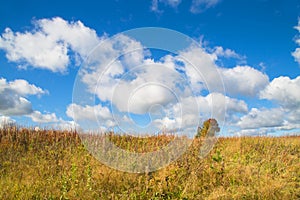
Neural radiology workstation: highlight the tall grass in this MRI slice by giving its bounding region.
[0,126,299,199]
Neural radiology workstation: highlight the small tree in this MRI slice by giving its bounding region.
[196,118,220,138]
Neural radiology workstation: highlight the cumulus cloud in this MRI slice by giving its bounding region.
[286,109,300,124]
[38,17,100,57]
[197,93,248,123]
[213,46,244,60]
[7,79,47,96]
[176,46,268,97]
[190,0,221,14]
[66,103,115,128]
[111,64,182,114]
[1,17,276,133]
[221,66,269,97]
[0,97,32,116]
[54,120,80,131]
[292,48,300,64]
[232,75,300,134]
[0,78,46,116]
[235,106,300,135]
[28,111,59,123]
[0,17,100,73]
[3,17,293,135]
[0,115,15,128]
[80,34,145,96]
[175,45,223,93]
[0,17,267,130]
[0,77,74,129]
[28,111,80,130]
[78,34,189,118]
[260,76,300,109]
[153,93,248,131]
[76,38,226,132]
[76,32,270,132]
[235,128,274,137]
[292,18,300,64]
[31,118,80,131]
[237,108,285,129]
[0,78,46,95]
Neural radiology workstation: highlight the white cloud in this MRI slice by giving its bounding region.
[0,78,46,96]
[38,17,99,57]
[31,118,80,131]
[4,17,296,135]
[234,107,300,136]
[126,84,176,114]
[54,120,80,131]
[8,79,47,96]
[153,93,248,131]
[221,66,269,97]
[292,48,300,64]
[0,27,69,72]
[26,112,80,130]
[197,93,248,122]
[0,115,15,128]
[0,78,47,116]
[292,18,300,64]
[176,46,269,97]
[110,64,182,114]
[80,34,145,96]
[0,97,32,116]
[0,17,100,73]
[190,0,221,14]
[0,20,265,134]
[28,110,58,123]
[286,109,300,124]
[66,103,114,128]
[237,108,285,129]
[76,34,265,133]
[260,76,300,109]
[235,128,273,137]
[233,75,300,134]
[213,46,244,60]
[176,45,222,93]
[151,0,161,12]
[79,34,187,117]
[0,77,72,128]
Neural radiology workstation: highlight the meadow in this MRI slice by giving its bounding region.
[0,126,299,199]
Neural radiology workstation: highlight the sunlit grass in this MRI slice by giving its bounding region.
[0,126,299,199]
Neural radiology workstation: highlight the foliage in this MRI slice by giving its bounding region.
[0,126,299,199]
[196,118,220,138]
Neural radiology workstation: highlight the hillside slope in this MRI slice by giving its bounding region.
[0,127,299,199]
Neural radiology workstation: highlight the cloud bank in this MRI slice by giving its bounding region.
[0,17,299,136]
[0,17,100,73]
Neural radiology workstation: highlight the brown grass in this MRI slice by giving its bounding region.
[0,126,299,199]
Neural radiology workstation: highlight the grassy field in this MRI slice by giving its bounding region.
[0,126,299,199]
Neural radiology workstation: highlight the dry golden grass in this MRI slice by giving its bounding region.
[0,126,299,199]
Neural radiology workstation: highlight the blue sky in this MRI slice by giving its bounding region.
[0,0,299,136]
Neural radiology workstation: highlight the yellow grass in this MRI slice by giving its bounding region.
[0,126,299,199]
